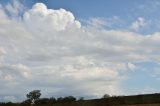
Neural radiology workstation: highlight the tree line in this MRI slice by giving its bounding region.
[0,90,86,106]
[0,90,112,106]
[1,92,160,106]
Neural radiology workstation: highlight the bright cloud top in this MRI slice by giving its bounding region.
[0,1,160,102]
[24,3,81,31]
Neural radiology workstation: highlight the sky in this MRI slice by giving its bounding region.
[0,0,160,102]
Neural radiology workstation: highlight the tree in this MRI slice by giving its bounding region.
[103,94,110,98]
[78,97,84,101]
[34,98,50,105]
[20,99,32,106]
[63,96,76,102]
[49,97,56,104]
[57,97,63,102]
[26,90,41,104]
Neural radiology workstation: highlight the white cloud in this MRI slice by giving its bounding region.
[82,16,122,29]
[23,3,81,32]
[127,63,136,71]
[85,18,108,28]
[4,0,23,18]
[3,96,18,102]
[0,2,160,102]
[131,17,147,31]
[0,47,6,59]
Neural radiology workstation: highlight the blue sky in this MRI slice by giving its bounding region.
[2,0,159,19]
[0,0,160,102]
[2,0,160,33]
[26,0,160,34]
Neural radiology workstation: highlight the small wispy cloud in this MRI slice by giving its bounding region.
[130,17,148,31]
[4,0,24,18]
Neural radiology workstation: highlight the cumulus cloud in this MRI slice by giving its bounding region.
[0,1,160,102]
[23,3,81,32]
[131,17,148,31]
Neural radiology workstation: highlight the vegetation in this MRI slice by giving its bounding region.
[26,90,41,104]
[0,91,160,106]
[102,94,110,98]
[78,97,84,101]
[0,90,79,106]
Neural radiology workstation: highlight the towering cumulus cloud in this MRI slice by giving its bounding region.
[23,3,81,32]
[0,1,160,102]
